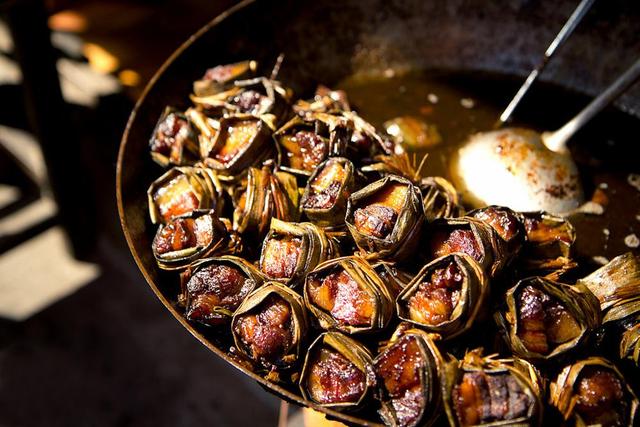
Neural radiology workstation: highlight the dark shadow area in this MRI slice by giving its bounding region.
[0,1,279,426]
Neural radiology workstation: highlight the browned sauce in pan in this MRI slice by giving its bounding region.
[338,71,640,268]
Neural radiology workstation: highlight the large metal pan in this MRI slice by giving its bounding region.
[117,0,640,425]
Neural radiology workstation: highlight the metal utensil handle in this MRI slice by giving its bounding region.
[497,0,596,127]
[544,58,640,152]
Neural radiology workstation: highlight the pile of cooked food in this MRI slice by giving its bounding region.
[145,60,640,426]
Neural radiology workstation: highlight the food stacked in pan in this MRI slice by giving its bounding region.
[146,60,640,426]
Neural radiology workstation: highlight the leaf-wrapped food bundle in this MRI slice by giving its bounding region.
[233,165,299,241]
[232,282,309,377]
[193,60,257,97]
[299,332,376,410]
[147,166,224,224]
[620,315,640,367]
[301,157,357,228]
[192,76,291,125]
[304,256,396,334]
[443,349,544,427]
[468,205,526,267]
[550,357,638,427]
[519,211,576,273]
[374,324,444,427]
[422,217,500,277]
[499,277,601,361]
[180,255,264,326]
[343,110,395,156]
[152,210,239,270]
[293,85,351,117]
[200,114,274,176]
[259,218,338,287]
[275,113,352,176]
[345,175,424,261]
[577,252,640,325]
[396,254,488,340]
[420,176,464,221]
[149,107,200,167]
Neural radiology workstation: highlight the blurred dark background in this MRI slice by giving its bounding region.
[0,0,285,426]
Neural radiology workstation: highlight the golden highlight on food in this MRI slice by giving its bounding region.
[354,183,407,238]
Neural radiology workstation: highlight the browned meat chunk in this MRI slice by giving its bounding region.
[375,335,425,427]
[407,262,463,325]
[307,347,366,404]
